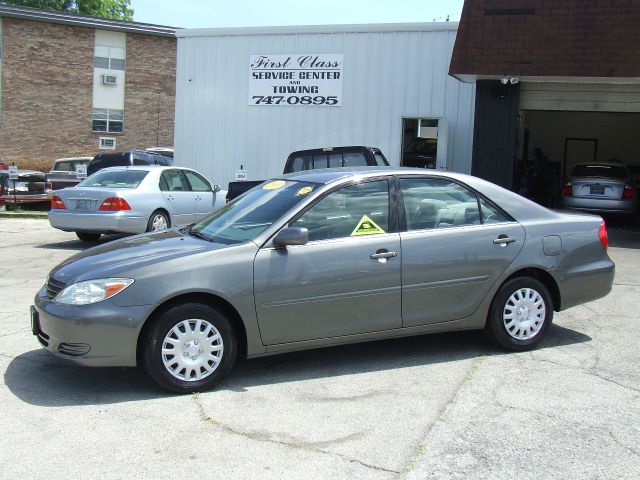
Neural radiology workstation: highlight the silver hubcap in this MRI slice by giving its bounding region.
[151,214,168,231]
[503,288,546,340]
[161,319,224,382]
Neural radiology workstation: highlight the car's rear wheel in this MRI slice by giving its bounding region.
[142,303,238,393]
[76,232,101,242]
[147,210,170,232]
[485,277,553,351]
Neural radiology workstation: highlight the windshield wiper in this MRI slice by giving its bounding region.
[189,229,215,242]
[180,222,196,234]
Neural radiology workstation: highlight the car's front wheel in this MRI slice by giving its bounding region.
[142,303,238,393]
[76,232,101,242]
[485,277,553,351]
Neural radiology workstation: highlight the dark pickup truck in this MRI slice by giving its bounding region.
[226,146,389,202]
[44,157,92,195]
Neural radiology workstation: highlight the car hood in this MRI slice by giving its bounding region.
[50,229,234,284]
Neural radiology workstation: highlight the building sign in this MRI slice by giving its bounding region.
[249,54,343,106]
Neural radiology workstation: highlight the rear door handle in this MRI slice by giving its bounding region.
[167,195,174,201]
[493,236,516,246]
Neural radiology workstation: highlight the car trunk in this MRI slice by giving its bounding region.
[55,187,125,211]
[570,177,626,200]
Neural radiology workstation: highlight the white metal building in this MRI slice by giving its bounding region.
[174,23,475,187]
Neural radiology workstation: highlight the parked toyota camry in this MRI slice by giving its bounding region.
[48,166,226,241]
[32,168,615,393]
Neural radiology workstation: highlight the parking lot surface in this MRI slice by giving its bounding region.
[0,218,638,479]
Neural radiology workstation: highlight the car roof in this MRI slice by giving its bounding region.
[289,146,380,155]
[55,157,93,161]
[90,165,187,173]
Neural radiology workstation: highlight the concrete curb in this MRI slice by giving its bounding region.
[0,211,49,219]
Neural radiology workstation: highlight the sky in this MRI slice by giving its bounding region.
[129,0,465,29]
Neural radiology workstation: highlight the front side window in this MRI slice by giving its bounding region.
[92,108,124,133]
[291,180,389,241]
[184,170,212,192]
[400,178,481,230]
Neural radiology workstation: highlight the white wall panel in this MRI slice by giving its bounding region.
[175,24,475,187]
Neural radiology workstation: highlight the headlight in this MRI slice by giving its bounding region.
[55,278,134,305]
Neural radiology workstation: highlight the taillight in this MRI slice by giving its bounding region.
[99,197,131,211]
[622,184,636,199]
[598,220,608,250]
[561,183,572,196]
[51,195,67,209]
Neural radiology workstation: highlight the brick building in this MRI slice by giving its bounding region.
[449,0,640,203]
[0,5,176,172]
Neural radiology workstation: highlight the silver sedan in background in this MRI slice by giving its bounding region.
[561,162,637,216]
[48,166,226,241]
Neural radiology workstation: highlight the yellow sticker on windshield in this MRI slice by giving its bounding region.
[351,215,386,236]
[296,186,313,196]
[263,180,286,190]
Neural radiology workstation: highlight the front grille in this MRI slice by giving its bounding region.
[58,343,91,356]
[46,277,66,299]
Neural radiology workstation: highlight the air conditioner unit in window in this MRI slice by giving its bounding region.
[101,74,117,86]
[99,137,116,150]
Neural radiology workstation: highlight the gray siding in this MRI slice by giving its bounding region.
[174,24,475,186]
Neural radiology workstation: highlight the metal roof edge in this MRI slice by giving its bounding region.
[177,22,459,38]
[451,74,640,85]
[0,4,178,37]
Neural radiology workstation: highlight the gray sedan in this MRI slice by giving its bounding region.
[33,168,614,393]
[48,166,226,241]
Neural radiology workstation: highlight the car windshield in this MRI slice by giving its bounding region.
[191,180,320,245]
[79,170,148,188]
[571,164,627,179]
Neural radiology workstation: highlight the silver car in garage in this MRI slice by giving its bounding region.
[33,168,614,393]
[48,166,226,241]
[561,162,637,215]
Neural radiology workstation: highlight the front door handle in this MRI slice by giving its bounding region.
[370,250,398,260]
[493,235,516,247]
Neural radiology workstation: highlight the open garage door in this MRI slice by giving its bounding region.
[515,82,640,209]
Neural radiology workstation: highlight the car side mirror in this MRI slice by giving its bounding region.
[213,184,221,193]
[273,227,308,248]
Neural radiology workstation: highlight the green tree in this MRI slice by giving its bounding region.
[2,0,134,21]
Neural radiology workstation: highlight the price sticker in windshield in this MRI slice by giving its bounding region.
[263,180,286,190]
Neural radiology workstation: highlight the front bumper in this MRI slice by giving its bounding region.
[48,209,147,234]
[33,286,154,367]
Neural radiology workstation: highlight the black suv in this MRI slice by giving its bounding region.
[87,150,172,176]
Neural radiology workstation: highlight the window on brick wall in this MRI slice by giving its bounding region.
[92,109,124,133]
[94,46,125,71]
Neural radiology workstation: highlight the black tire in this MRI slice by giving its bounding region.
[485,277,553,351]
[146,210,170,232]
[76,232,101,242]
[142,303,238,393]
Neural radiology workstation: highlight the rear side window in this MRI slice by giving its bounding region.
[132,153,149,166]
[79,170,148,188]
[161,170,190,192]
[373,151,389,166]
[400,178,481,230]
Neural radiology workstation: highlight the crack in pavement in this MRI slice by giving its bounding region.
[400,356,487,475]
[191,394,399,475]
[530,356,640,394]
[488,399,640,460]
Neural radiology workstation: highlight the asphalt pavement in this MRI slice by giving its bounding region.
[0,218,638,479]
